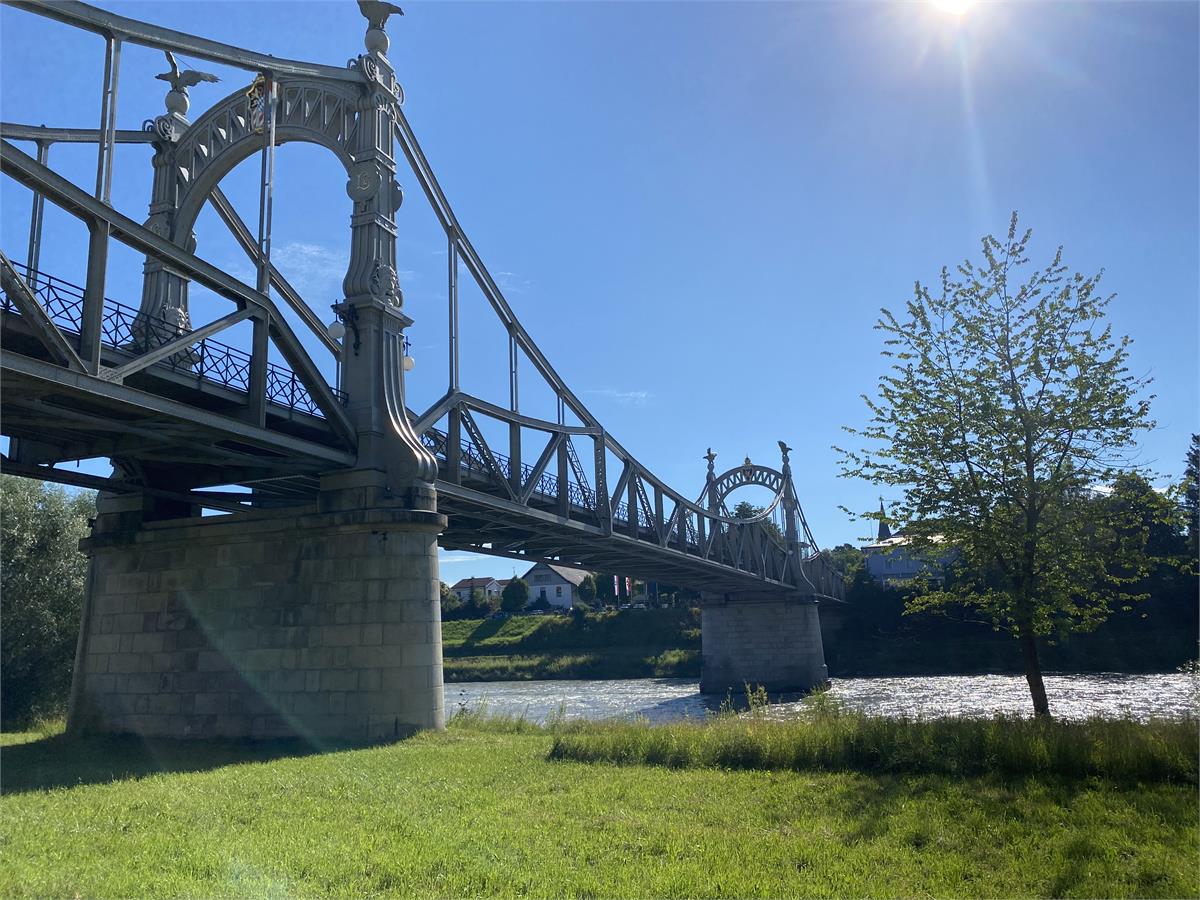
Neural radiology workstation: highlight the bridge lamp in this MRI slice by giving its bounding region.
[326,319,346,391]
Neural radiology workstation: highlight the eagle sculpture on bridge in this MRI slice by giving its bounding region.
[155,51,219,95]
[357,0,404,29]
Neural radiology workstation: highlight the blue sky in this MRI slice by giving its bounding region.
[1,1,1196,586]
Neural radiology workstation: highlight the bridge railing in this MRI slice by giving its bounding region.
[0,261,344,418]
[421,425,605,516]
[420,421,780,567]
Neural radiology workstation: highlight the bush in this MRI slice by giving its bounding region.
[1,477,95,726]
[501,578,530,612]
[577,573,597,605]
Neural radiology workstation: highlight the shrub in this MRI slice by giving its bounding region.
[501,578,530,612]
[1,477,95,726]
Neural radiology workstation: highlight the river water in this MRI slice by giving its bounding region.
[447,673,1197,724]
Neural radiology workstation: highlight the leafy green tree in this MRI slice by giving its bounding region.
[501,577,530,612]
[1185,434,1199,562]
[732,500,784,545]
[439,581,463,619]
[472,588,499,616]
[594,572,616,604]
[839,214,1155,716]
[1,477,95,726]
[1102,473,1187,565]
[577,573,598,605]
[821,543,865,584]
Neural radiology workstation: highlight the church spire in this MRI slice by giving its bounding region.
[877,497,892,541]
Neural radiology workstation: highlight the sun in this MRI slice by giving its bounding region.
[929,0,975,15]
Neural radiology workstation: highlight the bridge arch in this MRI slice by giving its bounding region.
[169,76,365,244]
[706,461,787,515]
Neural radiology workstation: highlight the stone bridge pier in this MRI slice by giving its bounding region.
[67,471,446,742]
[699,592,828,695]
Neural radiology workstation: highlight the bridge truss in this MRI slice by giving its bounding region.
[0,0,843,599]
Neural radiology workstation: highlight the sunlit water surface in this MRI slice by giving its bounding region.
[448,673,1197,724]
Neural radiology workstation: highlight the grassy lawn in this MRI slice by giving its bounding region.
[2,718,1197,898]
[441,610,700,681]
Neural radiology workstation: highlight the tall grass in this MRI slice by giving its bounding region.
[548,698,1198,783]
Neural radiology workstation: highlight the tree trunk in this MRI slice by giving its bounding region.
[1018,624,1050,717]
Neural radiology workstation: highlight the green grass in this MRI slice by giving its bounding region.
[441,610,701,682]
[2,714,1197,897]
[549,697,1199,783]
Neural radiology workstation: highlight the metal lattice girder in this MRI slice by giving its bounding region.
[0,138,356,448]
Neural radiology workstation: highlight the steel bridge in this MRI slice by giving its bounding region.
[0,1,840,738]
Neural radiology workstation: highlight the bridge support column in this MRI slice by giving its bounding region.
[69,473,445,742]
[699,592,828,695]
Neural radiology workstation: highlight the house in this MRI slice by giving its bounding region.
[450,576,502,602]
[862,502,952,587]
[521,562,592,608]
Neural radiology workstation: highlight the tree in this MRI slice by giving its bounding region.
[594,572,616,604]
[838,214,1155,716]
[1185,434,1199,562]
[501,577,530,612]
[577,573,598,605]
[732,500,784,545]
[439,582,463,619]
[1,477,95,726]
[821,543,865,584]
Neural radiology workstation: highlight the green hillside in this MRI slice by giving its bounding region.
[441,609,700,682]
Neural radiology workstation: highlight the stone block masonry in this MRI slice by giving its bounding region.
[70,499,446,741]
[699,592,828,694]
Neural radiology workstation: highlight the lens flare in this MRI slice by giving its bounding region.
[930,0,975,15]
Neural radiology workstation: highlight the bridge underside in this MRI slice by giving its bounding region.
[2,353,350,488]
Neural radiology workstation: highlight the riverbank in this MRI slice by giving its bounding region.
[441,609,701,682]
[2,716,1196,897]
[441,609,1197,683]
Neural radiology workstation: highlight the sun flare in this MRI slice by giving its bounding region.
[929,0,975,16]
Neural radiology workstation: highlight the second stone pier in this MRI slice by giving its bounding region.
[699,592,829,694]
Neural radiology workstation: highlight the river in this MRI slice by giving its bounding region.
[447,672,1197,724]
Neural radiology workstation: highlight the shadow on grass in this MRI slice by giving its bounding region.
[457,617,509,649]
[821,770,1195,897]
[0,730,366,795]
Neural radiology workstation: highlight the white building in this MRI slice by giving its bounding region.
[862,502,953,586]
[521,563,592,608]
[863,535,931,585]
[449,576,502,602]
